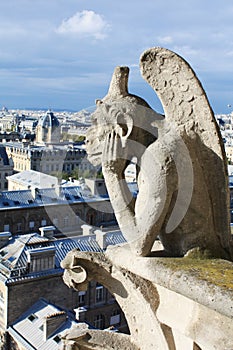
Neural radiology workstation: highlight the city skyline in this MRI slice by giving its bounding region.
[0,1,233,114]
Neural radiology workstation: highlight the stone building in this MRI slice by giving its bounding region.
[7,298,86,350]
[0,146,14,191]
[36,110,61,145]
[5,142,89,175]
[7,170,58,191]
[0,183,116,236]
[4,110,94,177]
[0,230,128,346]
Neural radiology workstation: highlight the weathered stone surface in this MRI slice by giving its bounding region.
[61,246,233,350]
[62,328,139,350]
[62,47,233,349]
[86,47,232,259]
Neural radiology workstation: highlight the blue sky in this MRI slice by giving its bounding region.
[0,0,233,114]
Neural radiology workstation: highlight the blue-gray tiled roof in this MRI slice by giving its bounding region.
[0,230,126,284]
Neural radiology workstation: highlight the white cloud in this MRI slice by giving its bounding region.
[56,10,110,39]
[157,36,173,45]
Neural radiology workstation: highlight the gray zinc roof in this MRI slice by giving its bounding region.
[7,170,58,189]
[0,230,126,283]
[0,184,106,209]
[8,298,88,350]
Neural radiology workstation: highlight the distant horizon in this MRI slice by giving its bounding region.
[1,105,97,114]
[1,103,232,116]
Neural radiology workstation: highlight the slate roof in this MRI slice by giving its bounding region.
[7,170,58,189]
[38,110,60,128]
[0,185,105,209]
[0,230,126,284]
[8,298,89,350]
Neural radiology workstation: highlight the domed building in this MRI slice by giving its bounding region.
[36,110,61,144]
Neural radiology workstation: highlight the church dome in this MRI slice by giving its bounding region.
[38,110,60,129]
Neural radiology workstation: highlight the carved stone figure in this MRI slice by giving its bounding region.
[61,48,233,350]
[86,47,232,259]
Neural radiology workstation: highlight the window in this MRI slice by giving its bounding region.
[16,223,22,232]
[53,218,58,226]
[41,219,46,227]
[78,291,86,306]
[53,335,61,344]
[3,224,9,232]
[29,221,34,229]
[95,285,104,303]
[93,314,104,329]
[63,216,69,226]
[110,309,121,325]
[28,314,38,322]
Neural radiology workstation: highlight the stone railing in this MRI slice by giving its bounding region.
[61,244,233,350]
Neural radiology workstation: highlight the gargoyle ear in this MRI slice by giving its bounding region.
[116,113,133,148]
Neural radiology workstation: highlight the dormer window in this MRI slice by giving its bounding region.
[26,246,56,273]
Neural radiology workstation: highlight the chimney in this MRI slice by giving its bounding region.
[39,226,56,239]
[54,185,61,198]
[81,224,94,236]
[31,187,39,199]
[44,311,67,340]
[84,178,108,197]
[74,307,87,322]
[95,229,107,250]
[0,232,11,249]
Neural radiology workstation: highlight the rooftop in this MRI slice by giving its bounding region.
[37,110,60,129]
[0,184,107,210]
[0,230,126,284]
[7,170,59,189]
[8,298,89,350]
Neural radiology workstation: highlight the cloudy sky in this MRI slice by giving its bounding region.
[0,0,233,114]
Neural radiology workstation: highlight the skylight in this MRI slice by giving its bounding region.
[53,335,61,343]
[28,314,38,322]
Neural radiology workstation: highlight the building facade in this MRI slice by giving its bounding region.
[0,231,128,338]
[5,142,89,175]
[0,146,14,191]
[36,110,60,145]
[0,184,116,236]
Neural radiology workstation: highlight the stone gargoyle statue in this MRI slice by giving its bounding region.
[85,47,232,260]
[61,48,233,350]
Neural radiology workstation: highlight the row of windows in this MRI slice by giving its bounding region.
[2,209,114,235]
[93,310,121,329]
[78,289,120,330]
[3,219,48,232]
[78,285,115,307]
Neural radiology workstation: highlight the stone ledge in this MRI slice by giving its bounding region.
[106,244,233,319]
